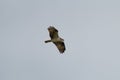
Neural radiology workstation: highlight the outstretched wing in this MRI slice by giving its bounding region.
[48,26,59,39]
[53,41,66,53]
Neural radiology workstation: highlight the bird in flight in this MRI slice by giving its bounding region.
[45,26,66,53]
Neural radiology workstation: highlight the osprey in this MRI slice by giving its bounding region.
[45,26,66,53]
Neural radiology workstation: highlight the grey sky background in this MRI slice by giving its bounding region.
[1,0,120,80]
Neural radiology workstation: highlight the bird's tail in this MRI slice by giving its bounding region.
[45,40,51,43]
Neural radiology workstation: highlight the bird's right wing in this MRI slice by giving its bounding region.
[53,41,66,53]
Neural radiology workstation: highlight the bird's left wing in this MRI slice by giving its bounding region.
[48,26,59,39]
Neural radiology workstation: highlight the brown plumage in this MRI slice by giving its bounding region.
[45,26,66,53]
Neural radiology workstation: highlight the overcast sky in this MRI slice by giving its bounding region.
[1,0,120,80]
